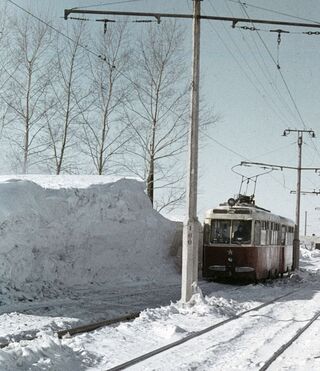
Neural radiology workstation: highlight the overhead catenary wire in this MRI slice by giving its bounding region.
[236,1,320,163]
[226,0,320,26]
[236,1,306,127]
[72,0,144,10]
[222,0,299,126]
[201,129,291,191]
[206,0,295,129]
[5,0,171,111]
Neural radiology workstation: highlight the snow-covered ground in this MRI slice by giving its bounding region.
[0,176,320,370]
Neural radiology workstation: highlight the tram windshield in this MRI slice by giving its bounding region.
[210,220,231,244]
[210,219,252,244]
[232,220,252,244]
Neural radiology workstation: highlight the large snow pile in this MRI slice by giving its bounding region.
[299,243,320,275]
[0,176,178,295]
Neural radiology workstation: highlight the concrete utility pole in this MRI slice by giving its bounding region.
[305,211,307,236]
[283,128,315,269]
[181,0,201,303]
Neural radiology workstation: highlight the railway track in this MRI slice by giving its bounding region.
[259,308,320,370]
[0,282,214,349]
[105,289,299,371]
[2,283,312,370]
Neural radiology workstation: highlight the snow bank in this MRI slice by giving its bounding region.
[0,176,178,296]
[299,244,320,276]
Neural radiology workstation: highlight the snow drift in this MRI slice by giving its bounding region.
[0,177,178,294]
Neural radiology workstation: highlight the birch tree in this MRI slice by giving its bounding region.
[80,22,131,175]
[123,20,217,210]
[123,21,190,209]
[45,22,90,174]
[0,14,53,173]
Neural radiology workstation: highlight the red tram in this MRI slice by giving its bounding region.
[202,195,295,281]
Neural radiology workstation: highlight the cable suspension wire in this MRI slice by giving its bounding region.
[207,0,296,128]
[202,129,291,191]
[73,0,144,10]
[237,3,301,124]
[237,1,320,163]
[224,0,299,124]
[6,0,171,112]
[236,2,305,125]
[227,0,320,26]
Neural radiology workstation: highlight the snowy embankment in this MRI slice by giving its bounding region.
[0,175,179,298]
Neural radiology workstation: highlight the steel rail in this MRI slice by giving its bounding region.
[0,282,191,349]
[0,311,141,349]
[259,309,320,371]
[57,312,140,338]
[0,282,215,351]
[105,289,298,371]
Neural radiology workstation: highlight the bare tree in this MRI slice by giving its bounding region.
[45,21,90,174]
[123,20,217,211]
[122,21,191,209]
[0,13,53,173]
[80,22,131,175]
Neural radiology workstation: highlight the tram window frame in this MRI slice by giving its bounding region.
[210,219,231,244]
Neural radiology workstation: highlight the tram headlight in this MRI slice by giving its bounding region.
[227,198,236,206]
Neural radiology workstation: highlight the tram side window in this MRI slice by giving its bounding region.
[277,224,282,245]
[261,221,267,245]
[270,222,278,245]
[286,226,294,245]
[203,223,210,244]
[254,221,261,244]
[281,225,286,245]
[232,220,252,244]
[274,223,280,245]
[210,220,231,244]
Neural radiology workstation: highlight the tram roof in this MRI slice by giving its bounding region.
[205,203,294,225]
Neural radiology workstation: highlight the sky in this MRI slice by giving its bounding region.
[6,0,320,235]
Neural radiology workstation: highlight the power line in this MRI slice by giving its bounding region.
[201,130,249,160]
[73,0,144,10]
[237,1,306,127]
[202,129,291,191]
[208,0,304,134]
[5,0,166,110]
[226,0,320,26]
[224,1,300,124]
[236,1,320,163]
[206,0,294,129]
